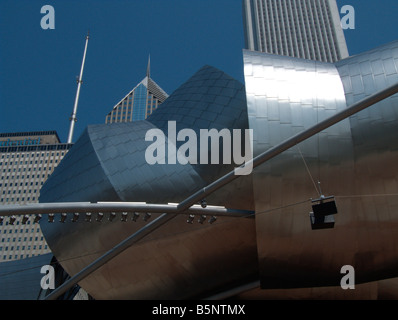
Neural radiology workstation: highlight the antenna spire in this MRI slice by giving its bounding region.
[146,54,151,79]
[67,32,90,144]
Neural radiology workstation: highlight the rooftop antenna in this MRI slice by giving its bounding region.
[146,54,151,79]
[67,31,90,144]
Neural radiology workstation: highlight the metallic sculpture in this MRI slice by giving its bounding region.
[246,41,398,290]
[36,40,398,299]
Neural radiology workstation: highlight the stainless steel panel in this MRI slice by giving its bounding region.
[244,41,398,289]
[40,65,256,299]
[39,40,398,299]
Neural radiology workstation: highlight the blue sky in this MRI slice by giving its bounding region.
[0,0,397,143]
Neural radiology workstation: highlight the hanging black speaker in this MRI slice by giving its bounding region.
[312,199,338,218]
[309,213,335,230]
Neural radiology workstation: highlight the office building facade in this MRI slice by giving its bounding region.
[242,0,349,62]
[0,131,72,262]
[105,61,168,124]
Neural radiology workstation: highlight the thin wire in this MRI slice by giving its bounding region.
[315,62,321,187]
[254,199,311,215]
[335,193,398,199]
[297,145,321,196]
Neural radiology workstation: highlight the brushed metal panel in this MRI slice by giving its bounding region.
[244,41,398,289]
[39,65,256,299]
[39,41,398,299]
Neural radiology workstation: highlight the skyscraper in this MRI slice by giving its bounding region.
[0,131,72,262]
[242,0,349,62]
[105,58,168,124]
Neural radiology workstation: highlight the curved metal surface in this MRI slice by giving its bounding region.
[39,66,257,299]
[245,40,398,289]
[38,41,398,299]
